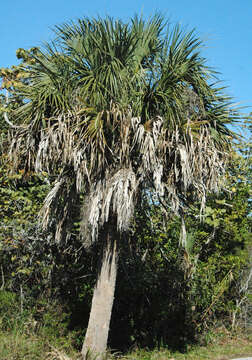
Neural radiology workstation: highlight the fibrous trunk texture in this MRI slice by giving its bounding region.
[82,228,118,360]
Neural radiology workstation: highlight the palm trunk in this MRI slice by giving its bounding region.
[82,226,118,360]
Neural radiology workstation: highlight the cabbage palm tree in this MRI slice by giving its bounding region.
[3,15,237,359]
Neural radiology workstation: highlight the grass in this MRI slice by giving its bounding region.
[0,331,82,360]
[0,328,251,360]
[121,336,252,359]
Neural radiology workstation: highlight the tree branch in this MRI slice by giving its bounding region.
[3,90,22,129]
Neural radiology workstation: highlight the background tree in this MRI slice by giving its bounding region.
[1,15,239,359]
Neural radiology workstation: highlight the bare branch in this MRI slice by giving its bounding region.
[3,90,22,129]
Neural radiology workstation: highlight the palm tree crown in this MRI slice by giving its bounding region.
[4,15,237,244]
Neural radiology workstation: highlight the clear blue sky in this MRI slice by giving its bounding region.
[1,0,252,112]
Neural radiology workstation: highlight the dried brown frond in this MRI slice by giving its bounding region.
[45,346,75,360]
[9,100,229,246]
